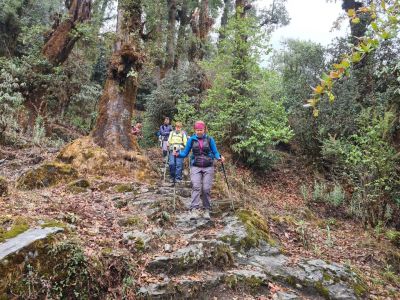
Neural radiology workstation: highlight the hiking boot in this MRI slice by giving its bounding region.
[202,209,211,220]
[189,209,199,220]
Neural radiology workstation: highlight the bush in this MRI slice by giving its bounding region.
[0,60,24,143]
[322,109,400,225]
[326,184,345,207]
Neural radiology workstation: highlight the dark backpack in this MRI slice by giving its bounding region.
[191,137,213,168]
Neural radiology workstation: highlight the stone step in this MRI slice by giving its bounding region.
[137,271,224,300]
[137,268,274,300]
[146,240,234,275]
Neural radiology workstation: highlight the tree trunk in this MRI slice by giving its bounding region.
[91,0,144,151]
[160,0,177,79]
[42,0,92,65]
[218,0,232,44]
[189,0,213,62]
[174,0,190,69]
[341,0,373,107]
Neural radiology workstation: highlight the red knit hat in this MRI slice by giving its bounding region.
[194,120,206,130]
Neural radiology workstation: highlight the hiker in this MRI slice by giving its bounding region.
[167,122,187,183]
[174,120,224,220]
[160,117,173,157]
[131,122,142,138]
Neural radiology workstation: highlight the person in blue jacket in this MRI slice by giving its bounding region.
[174,120,224,220]
[160,117,173,157]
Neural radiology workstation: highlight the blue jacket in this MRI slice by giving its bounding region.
[178,134,221,165]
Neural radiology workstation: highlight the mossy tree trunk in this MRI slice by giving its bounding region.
[188,0,214,62]
[42,0,92,65]
[160,0,177,79]
[24,0,92,133]
[341,0,373,107]
[91,0,144,152]
[174,0,190,70]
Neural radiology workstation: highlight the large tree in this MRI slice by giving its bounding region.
[92,0,144,151]
[42,0,92,65]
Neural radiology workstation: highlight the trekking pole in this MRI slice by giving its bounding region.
[163,152,169,183]
[221,161,234,211]
[173,146,177,211]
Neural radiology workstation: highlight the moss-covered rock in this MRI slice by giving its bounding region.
[236,209,276,249]
[57,136,156,182]
[0,177,7,197]
[0,217,29,242]
[16,162,78,190]
[0,237,96,299]
[212,244,234,268]
[66,179,90,194]
[114,183,134,193]
[114,199,128,209]
[68,178,90,188]
[118,216,141,227]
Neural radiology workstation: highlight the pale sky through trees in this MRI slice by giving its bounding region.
[256,0,349,49]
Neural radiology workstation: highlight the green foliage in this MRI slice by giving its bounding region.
[322,109,400,225]
[175,95,197,131]
[0,60,24,142]
[143,64,206,144]
[202,15,292,169]
[312,181,327,202]
[32,116,46,145]
[309,0,400,113]
[326,184,345,207]
[310,180,345,207]
[65,82,102,133]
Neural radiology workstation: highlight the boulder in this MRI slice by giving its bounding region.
[16,162,78,189]
[123,230,151,251]
[66,178,90,193]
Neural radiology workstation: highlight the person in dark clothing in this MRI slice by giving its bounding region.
[174,120,224,220]
[160,117,173,157]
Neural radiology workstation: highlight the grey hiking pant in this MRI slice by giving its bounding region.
[190,165,214,210]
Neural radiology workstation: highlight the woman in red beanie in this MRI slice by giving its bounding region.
[174,120,224,220]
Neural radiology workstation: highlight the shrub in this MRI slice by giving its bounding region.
[322,109,400,225]
[326,184,345,207]
[0,60,24,143]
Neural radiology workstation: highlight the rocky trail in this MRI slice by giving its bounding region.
[0,149,368,299]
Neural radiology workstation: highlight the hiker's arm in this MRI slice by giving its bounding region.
[209,138,223,161]
[177,137,192,158]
